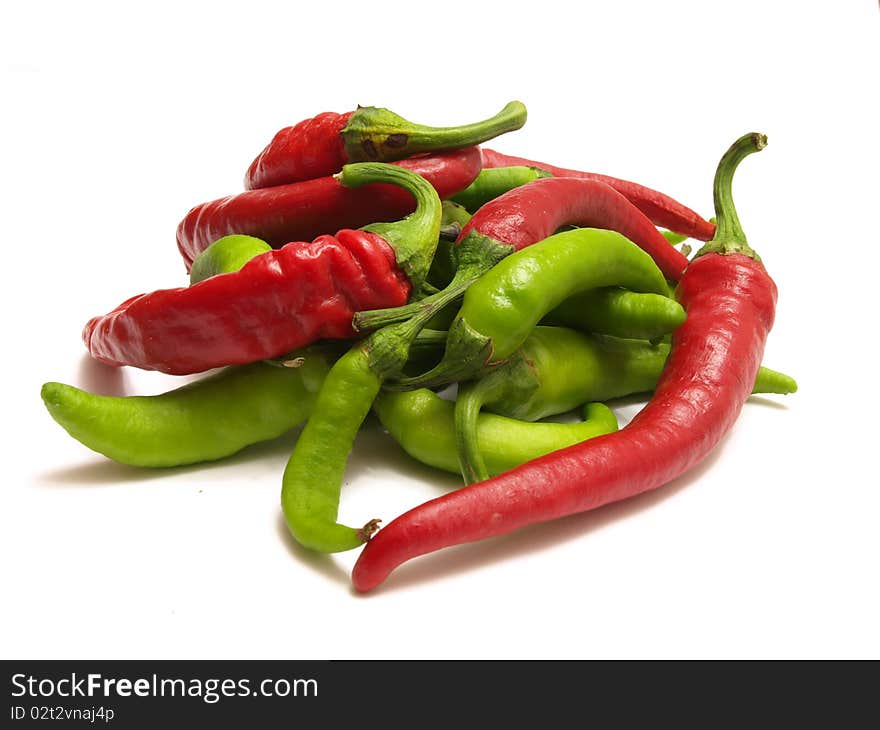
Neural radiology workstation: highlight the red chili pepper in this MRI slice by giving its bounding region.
[84,163,442,375]
[457,176,689,280]
[244,102,526,189]
[481,147,715,242]
[352,133,774,592]
[353,175,685,340]
[177,147,481,270]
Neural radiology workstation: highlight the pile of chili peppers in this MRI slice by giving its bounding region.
[41,101,796,592]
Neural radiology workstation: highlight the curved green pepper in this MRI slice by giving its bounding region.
[41,353,332,467]
[374,389,618,480]
[544,287,686,340]
[455,326,799,483]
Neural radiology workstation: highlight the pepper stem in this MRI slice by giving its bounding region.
[353,229,513,332]
[453,358,533,485]
[353,230,513,386]
[383,315,493,392]
[695,133,767,260]
[453,381,493,485]
[339,162,441,292]
[342,101,527,164]
[353,261,481,331]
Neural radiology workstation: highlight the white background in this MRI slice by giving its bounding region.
[2,1,878,659]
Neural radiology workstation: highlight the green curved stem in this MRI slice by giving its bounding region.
[454,356,538,485]
[407,328,447,354]
[695,133,767,260]
[342,101,527,163]
[339,162,442,292]
[353,262,480,332]
[374,391,619,483]
[453,384,490,485]
[353,230,513,332]
[385,315,493,392]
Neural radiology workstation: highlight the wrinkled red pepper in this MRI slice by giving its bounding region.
[85,164,442,375]
[177,147,482,270]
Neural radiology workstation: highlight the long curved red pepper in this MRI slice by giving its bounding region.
[85,164,441,375]
[481,147,716,242]
[352,133,773,592]
[457,176,689,281]
[177,147,481,270]
[244,102,526,190]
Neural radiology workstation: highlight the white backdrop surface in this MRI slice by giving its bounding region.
[2,1,878,659]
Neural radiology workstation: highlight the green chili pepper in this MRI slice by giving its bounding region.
[374,389,618,480]
[661,229,690,246]
[454,326,799,483]
[543,287,686,340]
[423,287,686,345]
[282,320,452,552]
[451,166,552,213]
[41,352,332,467]
[280,162,444,554]
[42,325,449,470]
[189,234,272,285]
[281,345,383,551]
[391,227,673,390]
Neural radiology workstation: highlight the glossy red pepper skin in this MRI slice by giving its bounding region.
[245,111,354,190]
[177,147,482,270]
[459,176,689,281]
[84,230,409,375]
[481,148,715,242]
[352,252,776,591]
